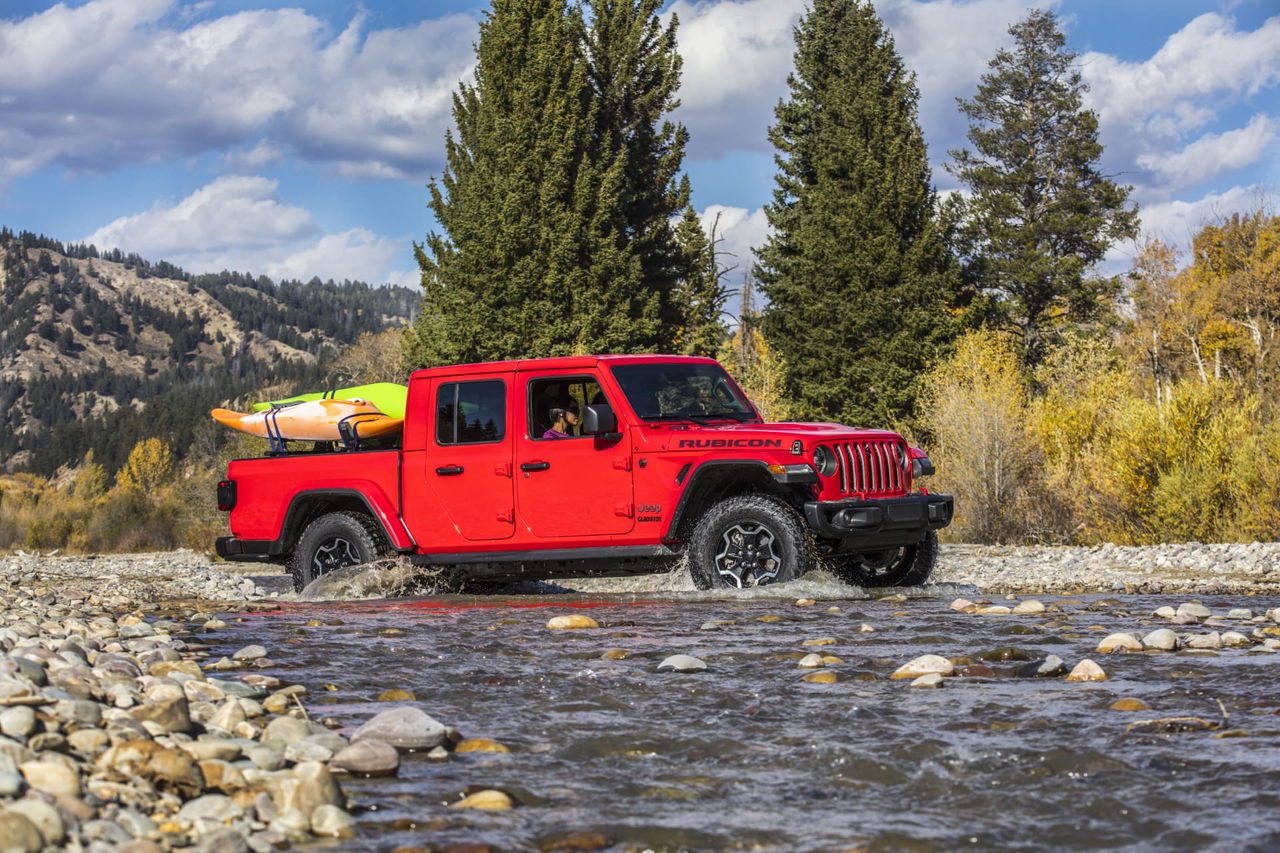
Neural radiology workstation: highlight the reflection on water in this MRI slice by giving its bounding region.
[208,582,1280,852]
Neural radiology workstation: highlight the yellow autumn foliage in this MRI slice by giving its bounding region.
[115,438,174,493]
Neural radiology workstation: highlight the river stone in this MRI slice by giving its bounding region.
[261,716,311,745]
[98,740,205,797]
[1154,606,1176,619]
[801,671,837,683]
[268,761,345,815]
[949,598,976,612]
[54,699,102,727]
[1185,632,1222,650]
[350,707,447,750]
[183,738,241,763]
[330,740,399,777]
[910,673,944,688]
[269,808,312,843]
[1177,602,1211,620]
[19,759,81,797]
[656,655,707,673]
[232,645,267,661]
[178,793,243,823]
[247,743,285,771]
[1066,659,1107,682]
[1110,698,1149,711]
[1221,631,1251,647]
[546,615,599,630]
[1017,655,1067,678]
[0,811,43,853]
[0,706,36,739]
[892,655,953,679]
[976,605,1012,615]
[1226,609,1253,620]
[284,740,333,763]
[81,819,132,844]
[67,728,109,757]
[0,769,24,796]
[199,759,248,793]
[797,653,825,669]
[310,804,355,838]
[449,789,513,810]
[377,689,415,702]
[1012,599,1045,614]
[130,696,191,733]
[150,660,203,679]
[1097,632,1142,653]
[5,798,65,845]
[1142,628,1180,651]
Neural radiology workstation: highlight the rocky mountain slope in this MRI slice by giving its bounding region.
[0,228,417,475]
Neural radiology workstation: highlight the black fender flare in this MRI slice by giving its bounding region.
[274,489,415,556]
[663,459,807,542]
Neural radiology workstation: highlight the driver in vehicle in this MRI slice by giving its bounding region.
[543,405,579,438]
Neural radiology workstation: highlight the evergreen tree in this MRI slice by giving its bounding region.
[756,0,959,426]
[407,0,591,367]
[948,9,1138,367]
[407,0,696,367]
[671,206,727,356]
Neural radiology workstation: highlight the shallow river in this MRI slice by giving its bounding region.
[206,580,1280,852]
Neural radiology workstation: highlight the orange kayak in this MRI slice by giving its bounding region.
[210,399,403,442]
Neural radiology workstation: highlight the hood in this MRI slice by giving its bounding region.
[641,421,902,452]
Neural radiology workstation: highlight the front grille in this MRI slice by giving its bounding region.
[831,440,910,496]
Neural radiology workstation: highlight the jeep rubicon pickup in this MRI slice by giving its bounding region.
[216,355,953,591]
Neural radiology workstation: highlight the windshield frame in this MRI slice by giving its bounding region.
[609,362,760,423]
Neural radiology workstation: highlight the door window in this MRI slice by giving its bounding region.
[528,376,609,440]
[436,380,506,445]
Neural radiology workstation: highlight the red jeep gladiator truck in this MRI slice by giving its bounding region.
[216,355,953,591]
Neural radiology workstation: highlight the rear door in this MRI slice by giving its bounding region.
[515,370,635,538]
[423,375,516,541]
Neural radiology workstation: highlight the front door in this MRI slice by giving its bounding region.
[515,372,635,538]
[424,376,515,541]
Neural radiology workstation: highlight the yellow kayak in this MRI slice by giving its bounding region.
[252,383,408,419]
[211,399,404,442]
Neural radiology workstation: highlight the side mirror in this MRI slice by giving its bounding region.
[582,404,620,438]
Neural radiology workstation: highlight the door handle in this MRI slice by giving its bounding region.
[520,461,550,472]
[435,465,464,476]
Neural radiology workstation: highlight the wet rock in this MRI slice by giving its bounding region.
[1110,698,1149,711]
[1221,631,1251,647]
[1012,599,1045,614]
[247,743,286,771]
[377,689,415,701]
[130,695,191,733]
[801,671,837,683]
[351,707,447,750]
[455,738,510,754]
[331,740,399,777]
[1066,660,1107,682]
[261,716,311,745]
[449,789,513,810]
[1142,628,1180,651]
[179,793,244,823]
[949,598,976,612]
[601,650,628,660]
[199,759,248,793]
[1226,608,1253,620]
[97,740,205,797]
[310,804,355,838]
[284,740,334,763]
[891,654,953,679]
[976,647,1034,662]
[1154,606,1176,619]
[858,623,875,633]
[1016,655,1067,678]
[67,728,109,758]
[1177,602,1211,620]
[232,645,267,661]
[1185,632,1222,650]
[0,768,24,796]
[975,605,1012,615]
[1097,633,1143,653]
[546,615,599,630]
[910,673,943,688]
[954,664,996,678]
[794,599,816,606]
[268,761,345,815]
[19,759,81,797]
[797,654,825,669]
[0,811,43,853]
[657,655,707,673]
[801,637,836,646]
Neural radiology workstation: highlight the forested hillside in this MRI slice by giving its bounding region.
[0,228,416,476]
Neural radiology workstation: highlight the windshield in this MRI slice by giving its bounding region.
[610,363,758,421]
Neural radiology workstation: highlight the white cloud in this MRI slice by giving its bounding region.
[1137,114,1278,191]
[1135,184,1270,249]
[84,176,406,285]
[0,0,476,181]
[699,204,771,274]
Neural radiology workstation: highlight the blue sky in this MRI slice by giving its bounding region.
[2,0,1277,289]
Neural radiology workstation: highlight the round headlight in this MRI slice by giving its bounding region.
[813,445,837,477]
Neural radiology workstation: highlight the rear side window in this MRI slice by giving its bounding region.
[436,380,506,445]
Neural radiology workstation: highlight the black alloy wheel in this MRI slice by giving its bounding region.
[689,495,810,590]
[828,530,938,588]
[288,511,384,591]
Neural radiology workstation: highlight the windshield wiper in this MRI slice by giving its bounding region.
[639,411,753,422]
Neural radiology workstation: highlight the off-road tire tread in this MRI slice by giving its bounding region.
[288,511,384,592]
[688,494,811,590]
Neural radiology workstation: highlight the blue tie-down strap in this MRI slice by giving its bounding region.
[264,407,288,453]
[337,414,382,451]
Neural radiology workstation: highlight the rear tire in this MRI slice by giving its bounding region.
[688,495,811,590]
[288,511,385,591]
[827,530,937,588]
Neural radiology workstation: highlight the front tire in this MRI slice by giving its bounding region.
[688,495,811,590]
[827,530,937,588]
[288,511,384,591]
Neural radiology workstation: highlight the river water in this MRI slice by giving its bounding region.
[206,580,1280,852]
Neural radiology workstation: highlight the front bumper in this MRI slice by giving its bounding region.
[803,493,953,546]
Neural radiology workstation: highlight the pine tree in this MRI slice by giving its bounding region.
[671,207,727,356]
[407,0,592,367]
[948,9,1138,367]
[406,0,696,367]
[756,0,959,427]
